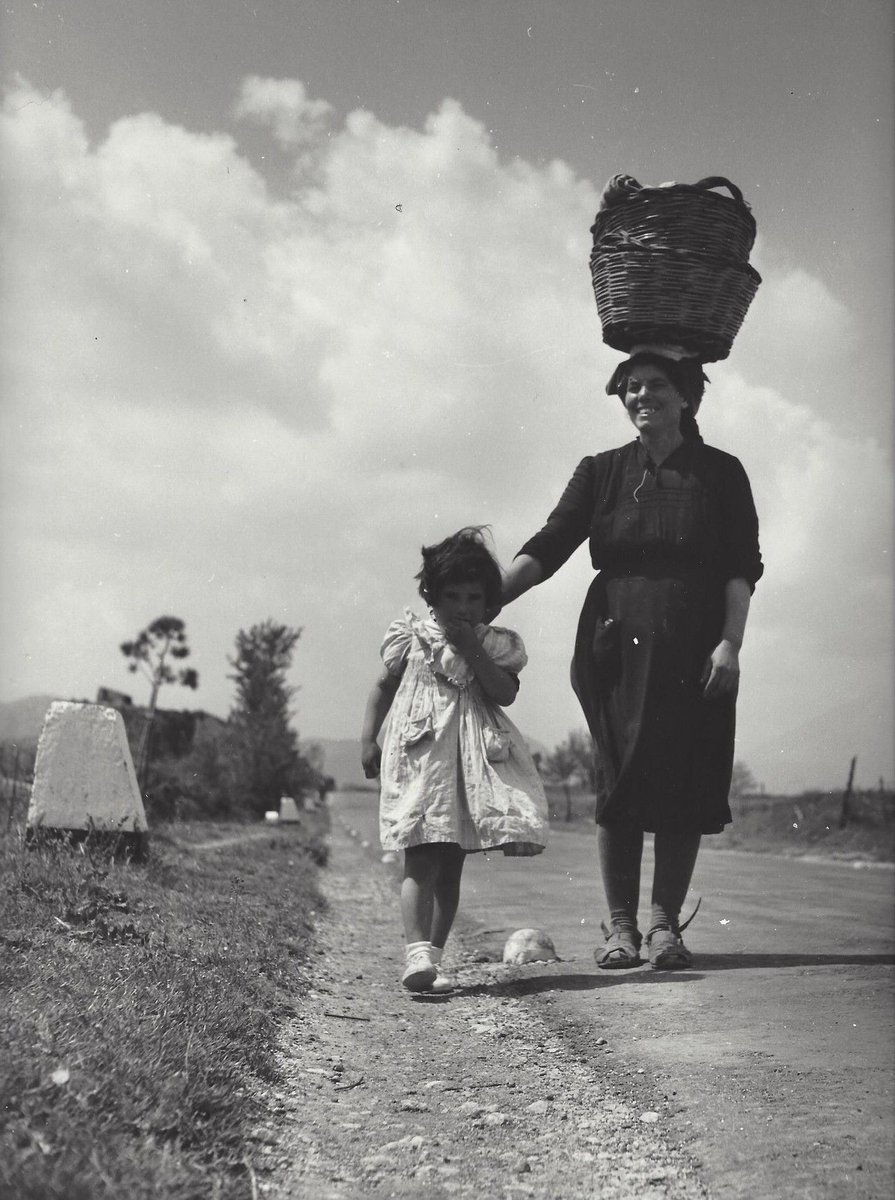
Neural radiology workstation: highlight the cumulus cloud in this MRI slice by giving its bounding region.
[233,75,333,147]
[693,369,893,788]
[1,78,890,791]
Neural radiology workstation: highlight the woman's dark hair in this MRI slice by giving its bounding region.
[605,351,709,440]
[416,526,503,608]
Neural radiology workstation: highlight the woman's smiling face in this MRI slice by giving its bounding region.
[623,364,687,436]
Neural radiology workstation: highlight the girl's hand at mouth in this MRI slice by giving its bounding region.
[440,616,480,656]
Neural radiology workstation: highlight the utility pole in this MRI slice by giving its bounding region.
[838,755,857,830]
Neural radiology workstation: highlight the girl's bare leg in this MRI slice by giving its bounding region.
[401,845,438,944]
[430,843,466,949]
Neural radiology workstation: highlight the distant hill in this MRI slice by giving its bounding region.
[0,698,552,791]
[307,738,371,791]
[0,694,222,751]
[0,704,368,789]
[0,695,65,747]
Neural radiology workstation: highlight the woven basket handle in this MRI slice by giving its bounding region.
[693,176,745,205]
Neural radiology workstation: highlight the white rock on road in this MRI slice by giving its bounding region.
[503,927,559,964]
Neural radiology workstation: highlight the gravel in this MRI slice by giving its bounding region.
[255,823,710,1200]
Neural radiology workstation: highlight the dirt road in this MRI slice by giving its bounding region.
[265,793,893,1198]
[456,817,895,1199]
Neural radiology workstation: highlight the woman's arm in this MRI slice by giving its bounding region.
[360,667,401,777]
[500,553,544,606]
[501,456,598,610]
[701,577,751,700]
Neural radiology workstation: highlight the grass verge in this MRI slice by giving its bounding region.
[1,813,328,1200]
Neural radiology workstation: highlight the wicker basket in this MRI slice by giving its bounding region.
[589,176,761,361]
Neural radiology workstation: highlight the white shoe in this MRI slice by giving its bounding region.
[430,969,458,994]
[401,948,437,992]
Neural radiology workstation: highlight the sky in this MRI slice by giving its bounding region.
[1,0,892,793]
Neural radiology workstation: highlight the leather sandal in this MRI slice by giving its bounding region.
[594,921,642,969]
[645,898,701,970]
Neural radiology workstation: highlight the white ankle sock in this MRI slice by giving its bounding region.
[405,940,431,960]
[429,945,443,965]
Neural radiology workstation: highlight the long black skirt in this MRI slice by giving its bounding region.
[572,566,735,834]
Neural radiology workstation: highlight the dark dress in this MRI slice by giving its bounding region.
[518,437,763,834]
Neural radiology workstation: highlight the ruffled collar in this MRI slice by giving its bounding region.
[405,608,486,687]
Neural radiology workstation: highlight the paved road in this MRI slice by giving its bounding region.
[333,792,895,1199]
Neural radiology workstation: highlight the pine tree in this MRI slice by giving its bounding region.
[228,620,310,814]
[120,615,199,785]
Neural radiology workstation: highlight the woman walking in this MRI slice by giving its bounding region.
[501,349,763,969]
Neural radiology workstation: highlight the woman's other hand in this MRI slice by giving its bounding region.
[701,639,740,700]
[361,738,382,778]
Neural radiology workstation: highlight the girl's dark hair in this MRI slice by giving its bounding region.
[605,351,709,440]
[416,526,502,607]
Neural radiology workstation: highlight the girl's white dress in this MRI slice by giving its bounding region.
[378,610,549,854]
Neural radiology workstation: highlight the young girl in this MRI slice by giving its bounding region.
[361,527,549,993]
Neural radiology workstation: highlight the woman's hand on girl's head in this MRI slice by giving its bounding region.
[700,639,740,700]
[361,738,383,779]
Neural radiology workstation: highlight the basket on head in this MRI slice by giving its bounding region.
[589,176,762,362]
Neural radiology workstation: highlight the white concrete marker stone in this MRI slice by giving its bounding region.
[279,795,301,822]
[27,702,148,852]
[502,928,559,965]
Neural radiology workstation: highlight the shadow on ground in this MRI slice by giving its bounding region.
[451,951,895,999]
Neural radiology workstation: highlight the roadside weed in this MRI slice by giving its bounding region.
[1,815,327,1199]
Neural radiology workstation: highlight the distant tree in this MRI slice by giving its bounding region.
[566,729,597,795]
[120,615,198,785]
[300,739,336,803]
[228,620,313,815]
[148,717,241,820]
[730,760,758,799]
[302,740,325,774]
[544,737,582,822]
[121,615,199,708]
[315,775,336,805]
